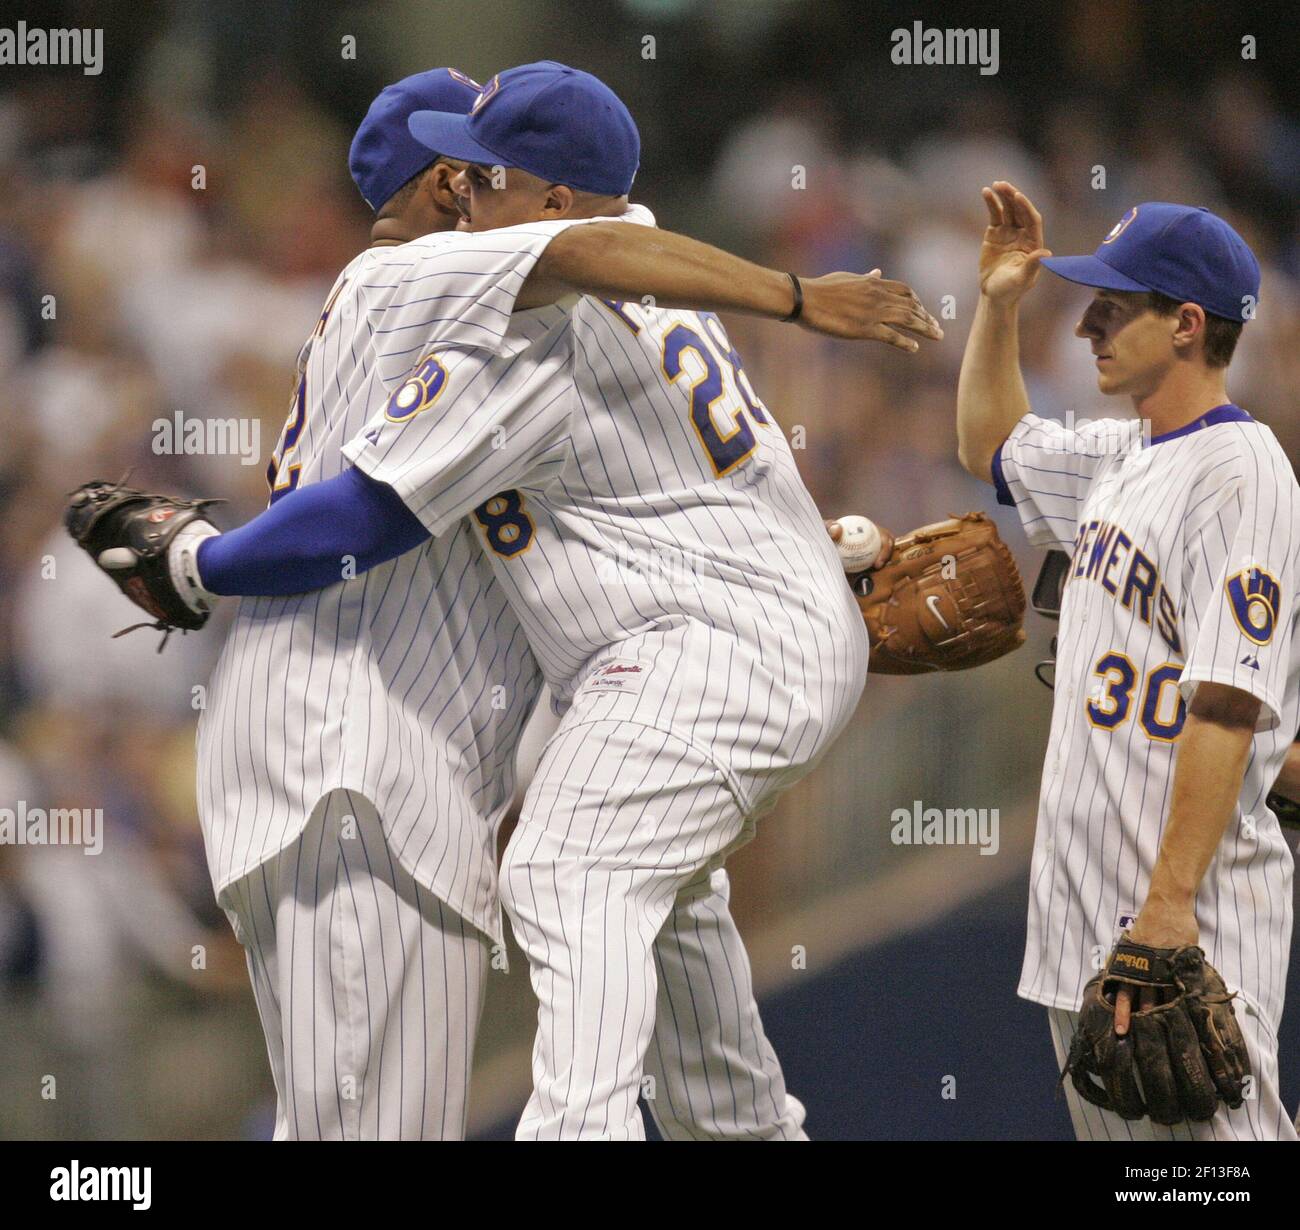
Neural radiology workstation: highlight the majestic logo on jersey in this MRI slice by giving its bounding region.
[385,354,449,423]
[1102,206,1138,244]
[1226,567,1281,645]
[470,75,500,115]
[1067,518,1181,654]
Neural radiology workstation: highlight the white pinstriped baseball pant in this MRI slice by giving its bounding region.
[223,790,487,1140]
[502,718,806,1140]
[1048,1005,1298,1140]
[223,785,807,1140]
[645,863,806,1141]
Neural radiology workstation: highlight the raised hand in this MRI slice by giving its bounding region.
[978,181,1051,304]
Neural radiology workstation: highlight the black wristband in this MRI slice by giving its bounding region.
[780,272,803,323]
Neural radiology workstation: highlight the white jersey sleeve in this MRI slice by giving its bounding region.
[994,412,1134,551]
[338,206,661,532]
[1178,449,1299,731]
[382,221,585,355]
[340,328,574,536]
[383,206,656,357]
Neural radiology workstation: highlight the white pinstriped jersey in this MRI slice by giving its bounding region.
[342,208,869,814]
[195,220,631,939]
[995,408,1300,1031]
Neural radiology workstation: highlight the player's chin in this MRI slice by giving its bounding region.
[1094,360,1126,394]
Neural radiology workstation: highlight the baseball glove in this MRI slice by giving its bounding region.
[1062,937,1251,1126]
[851,512,1026,674]
[65,479,222,643]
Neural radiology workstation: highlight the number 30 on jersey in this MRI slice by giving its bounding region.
[1087,652,1186,742]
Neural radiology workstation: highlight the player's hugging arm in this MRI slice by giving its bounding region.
[192,468,429,600]
[69,213,948,629]
[185,333,571,609]
[518,218,944,351]
[190,223,951,597]
[62,469,429,638]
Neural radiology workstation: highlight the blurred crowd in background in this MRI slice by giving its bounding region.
[0,0,1296,1137]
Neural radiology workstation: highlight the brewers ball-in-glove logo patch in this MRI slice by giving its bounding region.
[385,354,448,423]
[1226,566,1281,645]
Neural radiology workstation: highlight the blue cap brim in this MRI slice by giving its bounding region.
[407,109,504,166]
[1040,254,1151,294]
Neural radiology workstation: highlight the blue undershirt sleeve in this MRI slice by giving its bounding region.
[196,466,433,596]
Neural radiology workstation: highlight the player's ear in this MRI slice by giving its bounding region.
[541,183,575,218]
[1170,302,1207,357]
[425,161,464,217]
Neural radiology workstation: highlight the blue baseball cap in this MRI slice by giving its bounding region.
[349,68,482,210]
[1041,203,1260,323]
[407,60,640,197]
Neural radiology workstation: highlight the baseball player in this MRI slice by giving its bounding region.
[957,181,1300,1139]
[68,64,939,1139]
[320,62,874,1141]
[200,67,539,1142]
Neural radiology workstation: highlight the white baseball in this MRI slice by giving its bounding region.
[834,515,883,573]
[97,547,138,571]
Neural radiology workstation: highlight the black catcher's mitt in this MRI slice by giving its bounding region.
[1062,936,1251,1126]
[65,480,221,639]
